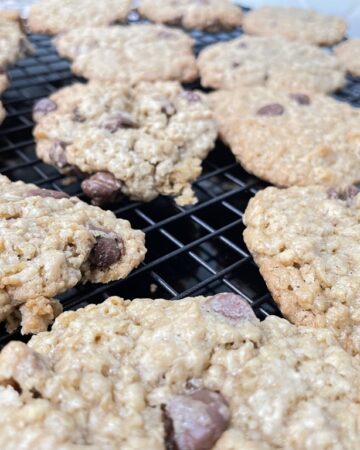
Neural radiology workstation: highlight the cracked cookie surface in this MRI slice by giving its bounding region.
[244,185,360,355]
[28,0,131,34]
[0,175,145,334]
[54,24,198,83]
[34,81,217,205]
[1,293,360,449]
[198,35,345,93]
[243,6,347,45]
[138,0,243,31]
[335,39,360,77]
[209,87,360,187]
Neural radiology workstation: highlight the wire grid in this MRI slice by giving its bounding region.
[1,11,360,346]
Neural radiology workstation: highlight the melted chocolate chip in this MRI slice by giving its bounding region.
[81,172,123,205]
[89,235,124,269]
[161,404,178,450]
[327,186,360,203]
[49,141,68,169]
[27,188,69,200]
[232,61,242,68]
[102,112,138,132]
[257,103,284,116]
[165,389,230,450]
[181,91,201,103]
[289,93,311,105]
[33,98,57,118]
[204,293,256,322]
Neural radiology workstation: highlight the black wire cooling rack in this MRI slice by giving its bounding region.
[1,9,360,346]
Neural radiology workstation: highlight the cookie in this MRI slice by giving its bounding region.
[1,293,360,449]
[334,39,360,77]
[28,0,131,34]
[54,24,198,84]
[0,73,8,94]
[33,81,216,205]
[0,101,5,125]
[243,185,360,355]
[0,10,31,68]
[198,35,346,93]
[209,87,360,187]
[138,0,243,31]
[0,175,146,335]
[243,6,347,46]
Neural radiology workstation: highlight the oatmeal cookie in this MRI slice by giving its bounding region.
[33,81,216,205]
[138,0,243,31]
[243,6,347,46]
[0,10,31,69]
[0,175,145,334]
[28,0,131,34]
[54,24,198,83]
[0,293,360,449]
[244,185,360,355]
[209,87,360,187]
[334,38,360,77]
[198,35,345,93]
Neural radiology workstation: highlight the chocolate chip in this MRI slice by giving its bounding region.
[33,98,57,118]
[102,112,138,133]
[232,61,242,68]
[49,140,68,169]
[289,93,311,105]
[81,172,123,205]
[257,103,284,116]
[327,186,360,203]
[158,30,177,39]
[164,389,230,450]
[204,293,256,322]
[89,236,124,269]
[27,188,69,199]
[161,404,178,450]
[181,91,201,103]
[166,15,183,26]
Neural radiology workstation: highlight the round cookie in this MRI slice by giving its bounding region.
[198,35,346,93]
[28,0,131,34]
[33,81,217,205]
[335,39,360,77]
[138,0,243,31]
[1,293,360,449]
[54,24,198,84]
[243,6,347,46]
[209,87,360,187]
[244,185,360,355]
[0,174,146,335]
[0,11,31,68]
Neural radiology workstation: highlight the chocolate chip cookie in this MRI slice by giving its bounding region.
[1,293,360,449]
[28,0,131,34]
[33,81,217,205]
[138,0,243,31]
[54,24,198,83]
[243,6,347,46]
[335,39,360,77]
[209,87,360,187]
[0,175,146,335]
[198,35,345,93]
[243,185,360,355]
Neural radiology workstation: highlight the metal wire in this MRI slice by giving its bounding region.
[1,12,359,346]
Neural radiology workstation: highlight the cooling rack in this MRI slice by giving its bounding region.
[1,9,360,346]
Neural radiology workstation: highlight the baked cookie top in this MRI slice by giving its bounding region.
[33,81,217,205]
[243,6,347,46]
[28,0,131,34]
[335,38,360,77]
[198,35,345,93]
[243,185,360,355]
[54,24,198,84]
[0,175,145,335]
[138,0,243,31]
[0,10,30,68]
[209,87,360,187]
[1,293,360,449]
